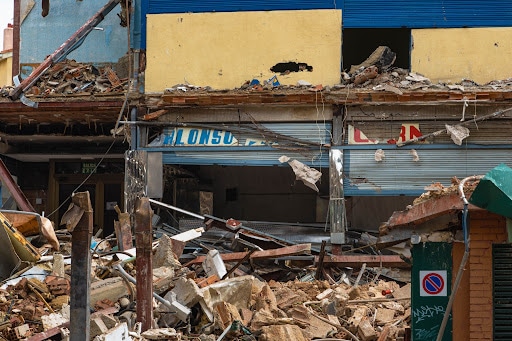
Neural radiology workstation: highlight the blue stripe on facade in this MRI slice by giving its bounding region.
[342,0,512,28]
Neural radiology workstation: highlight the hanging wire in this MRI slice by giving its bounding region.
[46,139,117,219]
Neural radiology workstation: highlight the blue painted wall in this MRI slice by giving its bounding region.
[20,0,127,65]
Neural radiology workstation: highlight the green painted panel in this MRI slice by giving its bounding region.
[412,242,452,341]
[470,163,512,219]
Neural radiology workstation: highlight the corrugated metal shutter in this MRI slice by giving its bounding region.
[145,0,337,14]
[348,120,512,145]
[341,146,512,195]
[343,0,512,28]
[161,148,329,167]
[147,122,331,167]
[493,244,512,340]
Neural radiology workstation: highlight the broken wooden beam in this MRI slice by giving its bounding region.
[183,243,311,266]
[318,254,409,268]
[380,192,483,232]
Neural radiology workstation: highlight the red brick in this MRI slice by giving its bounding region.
[469,263,488,270]
[469,318,484,325]
[470,240,492,249]
[470,297,492,305]
[470,290,488,298]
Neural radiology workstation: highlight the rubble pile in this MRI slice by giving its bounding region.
[0,59,127,98]
[0,212,412,341]
[164,45,512,95]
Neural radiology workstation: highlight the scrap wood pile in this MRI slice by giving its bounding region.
[0,220,412,341]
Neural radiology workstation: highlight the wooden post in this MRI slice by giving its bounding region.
[135,197,153,331]
[69,192,93,341]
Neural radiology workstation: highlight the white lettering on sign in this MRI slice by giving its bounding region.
[162,128,238,146]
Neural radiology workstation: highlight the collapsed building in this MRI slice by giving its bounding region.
[0,0,512,340]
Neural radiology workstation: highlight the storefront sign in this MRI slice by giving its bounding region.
[348,124,422,144]
[161,128,238,146]
[81,162,97,174]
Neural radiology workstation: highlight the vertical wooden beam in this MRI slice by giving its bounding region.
[69,192,93,341]
[0,158,35,212]
[135,197,153,331]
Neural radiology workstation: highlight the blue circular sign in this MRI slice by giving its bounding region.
[422,272,445,295]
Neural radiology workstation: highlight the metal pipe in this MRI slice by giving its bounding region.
[436,175,483,341]
[149,198,204,220]
[113,263,174,311]
[12,0,20,80]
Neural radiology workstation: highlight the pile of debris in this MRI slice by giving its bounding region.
[0,59,127,98]
[0,231,411,341]
[164,45,512,95]
[0,194,412,341]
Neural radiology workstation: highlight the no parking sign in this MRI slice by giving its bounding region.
[420,270,447,296]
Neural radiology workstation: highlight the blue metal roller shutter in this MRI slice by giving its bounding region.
[342,0,512,28]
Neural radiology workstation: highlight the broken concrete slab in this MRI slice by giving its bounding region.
[90,277,133,307]
[375,307,396,325]
[202,275,259,311]
[259,324,307,341]
[213,301,242,330]
[153,234,182,269]
[358,318,378,341]
[140,327,181,340]
[288,305,336,339]
[94,322,133,341]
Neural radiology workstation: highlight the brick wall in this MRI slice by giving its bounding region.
[468,211,507,340]
[23,189,48,215]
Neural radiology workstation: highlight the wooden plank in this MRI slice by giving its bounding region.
[320,254,410,268]
[183,243,311,266]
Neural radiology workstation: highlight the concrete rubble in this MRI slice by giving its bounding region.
[0,206,414,341]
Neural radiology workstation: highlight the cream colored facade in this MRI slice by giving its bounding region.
[145,10,342,92]
[0,52,12,87]
[411,28,512,84]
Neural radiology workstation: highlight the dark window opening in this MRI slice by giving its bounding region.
[270,62,313,74]
[342,28,411,72]
[225,187,238,202]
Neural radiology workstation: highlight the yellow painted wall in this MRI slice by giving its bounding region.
[146,10,342,92]
[0,54,12,87]
[412,28,512,84]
